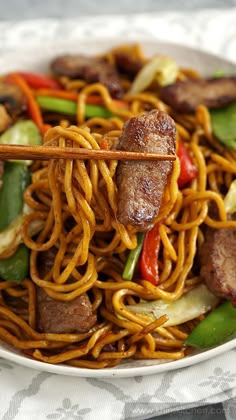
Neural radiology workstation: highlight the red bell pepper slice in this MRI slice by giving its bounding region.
[140,223,161,286]
[177,140,198,187]
[17,72,61,90]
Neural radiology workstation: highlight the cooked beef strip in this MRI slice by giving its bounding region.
[37,289,97,334]
[0,104,11,133]
[0,81,26,116]
[36,249,97,333]
[160,77,236,113]
[199,226,236,303]
[0,160,4,190]
[51,55,123,98]
[116,110,176,231]
[114,52,143,77]
[0,161,4,178]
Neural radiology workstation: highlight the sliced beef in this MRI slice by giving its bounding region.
[0,105,11,133]
[0,81,26,116]
[51,55,123,98]
[0,161,4,190]
[114,52,143,78]
[160,77,236,113]
[0,161,4,178]
[36,248,97,333]
[37,289,97,333]
[200,226,236,303]
[116,110,176,231]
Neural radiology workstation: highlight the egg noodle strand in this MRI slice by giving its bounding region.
[0,43,234,368]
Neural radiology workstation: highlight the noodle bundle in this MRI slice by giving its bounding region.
[0,43,236,369]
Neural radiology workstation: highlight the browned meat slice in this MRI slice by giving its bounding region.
[51,55,123,98]
[0,105,11,133]
[114,52,143,77]
[0,161,4,178]
[36,249,97,333]
[37,289,97,333]
[37,247,57,278]
[0,82,26,116]
[160,77,236,113]
[200,226,236,303]
[0,160,4,190]
[116,110,176,231]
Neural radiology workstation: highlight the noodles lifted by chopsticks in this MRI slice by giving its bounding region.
[0,43,236,368]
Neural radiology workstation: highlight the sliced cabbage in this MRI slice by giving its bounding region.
[129,55,179,94]
[127,284,219,327]
[224,179,236,214]
[0,120,42,165]
[0,204,44,257]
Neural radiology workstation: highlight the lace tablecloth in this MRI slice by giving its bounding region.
[0,8,236,420]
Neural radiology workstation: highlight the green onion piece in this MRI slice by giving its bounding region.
[37,96,77,115]
[122,232,145,281]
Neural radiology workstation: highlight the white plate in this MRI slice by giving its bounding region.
[0,38,236,378]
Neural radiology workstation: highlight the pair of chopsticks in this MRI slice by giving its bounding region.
[0,144,176,162]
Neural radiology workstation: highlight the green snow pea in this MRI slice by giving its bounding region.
[210,103,236,150]
[185,300,236,348]
[36,95,115,118]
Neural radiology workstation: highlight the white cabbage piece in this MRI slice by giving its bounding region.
[129,55,179,94]
[0,204,44,256]
[127,284,219,327]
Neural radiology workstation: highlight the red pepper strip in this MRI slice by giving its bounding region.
[177,140,198,187]
[140,223,161,286]
[100,138,109,150]
[36,88,78,101]
[17,72,61,89]
[5,73,47,135]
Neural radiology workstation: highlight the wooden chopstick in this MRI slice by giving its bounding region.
[0,144,176,162]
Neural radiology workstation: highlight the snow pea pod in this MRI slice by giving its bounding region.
[210,103,236,150]
[185,300,236,348]
[0,161,30,231]
[0,244,29,282]
[0,162,30,282]
[36,95,115,118]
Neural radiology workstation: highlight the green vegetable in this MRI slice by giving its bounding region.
[0,162,30,231]
[0,120,40,282]
[210,103,236,149]
[127,284,219,327]
[185,300,236,348]
[213,70,225,78]
[122,233,145,281]
[0,163,31,282]
[36,96,115,118]
[0,120,42,165]
[0,244,29,282]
